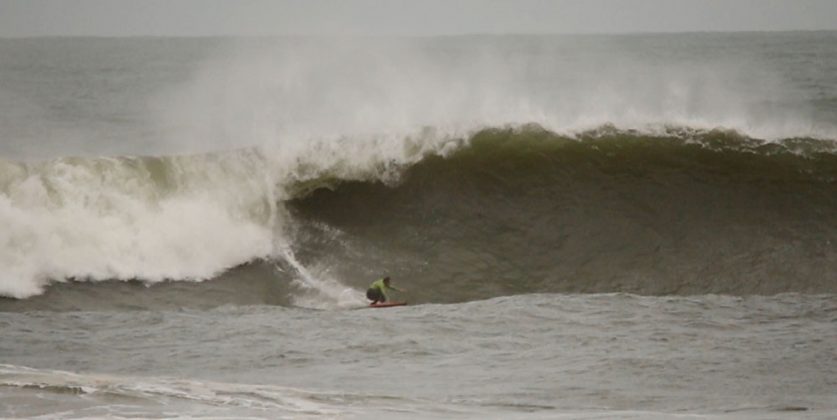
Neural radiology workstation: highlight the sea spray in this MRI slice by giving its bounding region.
[150,35,833,159]
[274,238,365,309]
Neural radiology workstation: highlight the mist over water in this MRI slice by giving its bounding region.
[149,34,837,156]
[3,33,835,159]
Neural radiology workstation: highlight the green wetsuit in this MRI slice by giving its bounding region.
[369,278,396,301]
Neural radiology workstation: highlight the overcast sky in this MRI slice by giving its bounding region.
[1,0,836,37]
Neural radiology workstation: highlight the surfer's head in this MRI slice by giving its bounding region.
[384,276,391,285]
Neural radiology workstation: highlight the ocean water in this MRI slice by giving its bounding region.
[1,33,836,419]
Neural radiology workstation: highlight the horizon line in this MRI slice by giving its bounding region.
[2,28,836,40]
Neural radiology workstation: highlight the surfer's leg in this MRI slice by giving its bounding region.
[366,288,381,304]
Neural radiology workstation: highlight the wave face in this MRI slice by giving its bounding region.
[287,127,837,302]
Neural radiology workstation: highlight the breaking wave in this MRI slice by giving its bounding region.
[1,124,835,303]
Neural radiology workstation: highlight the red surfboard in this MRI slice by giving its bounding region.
[368,301,407,308]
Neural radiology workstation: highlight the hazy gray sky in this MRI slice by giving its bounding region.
[1,0,836,37]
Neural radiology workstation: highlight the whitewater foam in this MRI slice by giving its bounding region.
[0,153,277,298]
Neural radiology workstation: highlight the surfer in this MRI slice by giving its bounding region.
[366,276,404,304]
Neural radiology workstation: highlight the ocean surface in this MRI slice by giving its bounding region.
[1,32,836,418]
